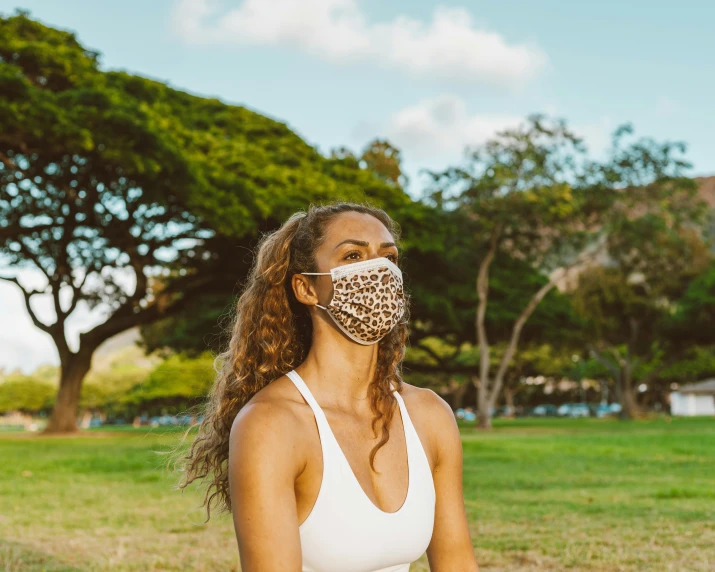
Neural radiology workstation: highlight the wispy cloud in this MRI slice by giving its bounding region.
[353,96,623,191]
[379,94,523,161]
[172,0,547,87]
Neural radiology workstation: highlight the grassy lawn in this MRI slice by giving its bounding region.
[0,417,713,571]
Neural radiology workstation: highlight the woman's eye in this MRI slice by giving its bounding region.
[344,251,398,262]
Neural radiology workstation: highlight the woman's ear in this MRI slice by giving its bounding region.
[292,274,320,306]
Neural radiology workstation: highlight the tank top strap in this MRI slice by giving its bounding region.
[287,370,323,413]
[391,389,410,429]
[390,387,419,450]
[288,369,405,423]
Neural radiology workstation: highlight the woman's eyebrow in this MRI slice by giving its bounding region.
[333,239,397,250]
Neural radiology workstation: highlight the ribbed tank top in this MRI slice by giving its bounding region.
[286,369,436,572]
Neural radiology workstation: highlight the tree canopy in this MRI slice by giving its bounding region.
[0,11,410,432]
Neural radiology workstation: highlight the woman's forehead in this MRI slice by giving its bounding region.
[323,212,392,243]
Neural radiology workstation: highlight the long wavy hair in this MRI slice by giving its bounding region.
[170,201,411,522]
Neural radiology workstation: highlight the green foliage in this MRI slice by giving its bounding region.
[506,342,575,380]
[571,173,712,357]
[564,128,714,414]
[0,9,410,324]
[0,374,54,413]
[666,262,715,345]
[572,267,651,347]
[0,11,213,335]
[80,346,158,411]
[22,363,58,385]
[123,352,215,408]
[660,345,715,382]
[359,139,408,188]
[139,293,233,356]
[400,201,583,348]
[104,73,411,239]
[397,204,480,344]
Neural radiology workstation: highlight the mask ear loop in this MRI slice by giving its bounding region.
[299,271,332,311]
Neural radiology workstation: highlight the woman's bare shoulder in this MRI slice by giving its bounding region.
[229,375,311,471]
[398,382,454,417]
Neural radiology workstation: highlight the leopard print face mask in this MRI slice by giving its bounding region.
[301,257,406,345]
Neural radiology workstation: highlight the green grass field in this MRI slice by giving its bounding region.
[1,417,713,571]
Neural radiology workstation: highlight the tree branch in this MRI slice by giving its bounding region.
[65,269,92,316]
[17,239,53,283]
[413,342,451,368]
[0,223,55,241]
[588,344,621,379]
[488,251,596,407]
[0,276,52,334]
[476,222,503,394]
[489,277,559,407]
[639,353,683,385]
[80,274,220,351]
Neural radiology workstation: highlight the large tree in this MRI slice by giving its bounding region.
[427,116,611,428]
[0,12,408,433]
[427,116,714,428]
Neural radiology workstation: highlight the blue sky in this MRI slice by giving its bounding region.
[2,0,715,372]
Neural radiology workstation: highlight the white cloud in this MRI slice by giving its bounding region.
[386,97,619,163]
[353,97,625,193]
[381,94,523,161]
[172,0,547,87]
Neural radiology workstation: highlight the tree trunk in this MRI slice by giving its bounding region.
[43,352,92,434]
[622,387,641,420]
[476,377,492,429]
[599,379,609,403]
[504,387,516,418]
[474,226,503,431]
[620,360,641,420]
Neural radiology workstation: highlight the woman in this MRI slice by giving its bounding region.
[177,202,478,571]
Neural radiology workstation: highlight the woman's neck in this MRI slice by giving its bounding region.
[296,336,379,410]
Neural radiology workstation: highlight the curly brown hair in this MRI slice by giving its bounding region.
[169,200,411,523]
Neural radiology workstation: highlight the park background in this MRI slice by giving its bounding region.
[1,1,714,570]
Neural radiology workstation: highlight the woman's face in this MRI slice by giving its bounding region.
[293,211,399,309]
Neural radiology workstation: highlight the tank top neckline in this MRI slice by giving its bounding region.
[287,368,413,517]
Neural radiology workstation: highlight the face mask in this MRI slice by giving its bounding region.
[300,256,406,345]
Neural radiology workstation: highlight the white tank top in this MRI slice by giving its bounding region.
[286,369,436,572]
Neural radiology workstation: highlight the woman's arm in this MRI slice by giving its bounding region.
[228,400,303,571]
[423,392,480,571]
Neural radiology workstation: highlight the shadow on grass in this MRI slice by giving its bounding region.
[0,539,82,572]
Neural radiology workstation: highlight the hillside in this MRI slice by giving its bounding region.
[696,175,715,206]
[551,175,715,292]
